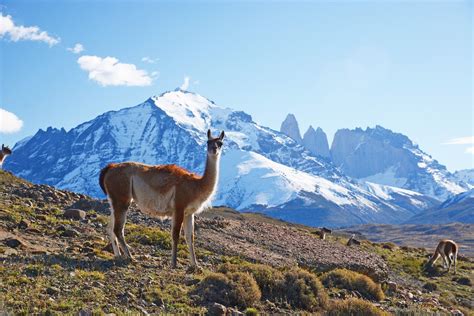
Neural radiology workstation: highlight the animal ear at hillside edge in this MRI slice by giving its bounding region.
[207,129,212,140]
[219,131,225,140]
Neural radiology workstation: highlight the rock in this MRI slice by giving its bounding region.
[25,228,42,234]
[227,308,244,316]
[407,292,414,300]
[207,303,227,316]
[280,113,302,144]
[451,310,464,316]
[18,219,30,229]
[61,229,80,238]
[302,126,331,158]
[63,209,86,220]
[387,281,397,292]
[77,309,92,316]
[46,286,60,296]
[3,248,18,256]
[37,215,48,221]
[4,238,24,248]
[136,306,149,315]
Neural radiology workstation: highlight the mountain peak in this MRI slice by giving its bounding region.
[302,126,330,158]
[280,114,302,144]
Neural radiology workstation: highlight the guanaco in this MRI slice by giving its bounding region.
[426,239,458,274]
[99,129,225,269]
[0,144,12,168]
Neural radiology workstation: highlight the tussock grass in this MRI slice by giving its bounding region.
[321,269,384,301]
[194,271,261,309]
[217,262,328,311]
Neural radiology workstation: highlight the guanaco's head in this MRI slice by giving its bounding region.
[207,129,225,157]
[1,144,12,155]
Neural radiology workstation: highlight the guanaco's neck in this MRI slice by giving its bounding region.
[200,153,220,195]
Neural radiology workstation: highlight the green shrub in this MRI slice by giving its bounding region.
[194,272,261,309]
[282,268,329,311]
[454,276,472,286]
[327,298,389,316]
[244,307,258,316]
[321,269,385,301]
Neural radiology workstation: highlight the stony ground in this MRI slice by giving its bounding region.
[0,170,473,315]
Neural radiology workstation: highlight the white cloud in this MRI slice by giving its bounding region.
[466,147,474,155]
[180,76,190,90]
[444,136,474,145]
[77,55,153,87]
[0,108,23,133]
[141,56,159,64]
[67,43,84,54]
[0,14,59,46]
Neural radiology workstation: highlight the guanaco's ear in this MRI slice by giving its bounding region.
[1,144,4,149]
[219,131,225,140]
[207,129,212,140]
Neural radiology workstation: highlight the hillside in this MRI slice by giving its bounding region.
[340,223,474,257]
[405,190,474,225]
[0,170,473,314]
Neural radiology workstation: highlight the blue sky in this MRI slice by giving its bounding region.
[0,0,472,171]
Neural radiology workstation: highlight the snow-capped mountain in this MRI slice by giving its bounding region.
[5,90,437,227]
[405,189,474,224]
[453,169,474,189]
[330,126,467,201]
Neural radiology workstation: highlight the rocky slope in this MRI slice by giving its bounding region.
[330,126,466,201]
[5,90,437,227]
[1,171,472,314]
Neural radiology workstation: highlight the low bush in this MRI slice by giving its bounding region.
[327,298,389,316]
[422,282,438,292]
[454,276,472,286]
[321,269,384,301]
[217,263,328,311]
[282,268,329,311]
[194,272,261,309]
[218,262,283,299]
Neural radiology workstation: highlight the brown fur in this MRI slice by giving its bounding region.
[100,129,225,269]
[426,239,458,274]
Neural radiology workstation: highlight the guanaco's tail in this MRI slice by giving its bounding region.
[99,164,114,195]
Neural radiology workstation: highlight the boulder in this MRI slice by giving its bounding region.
[63,209,86,220]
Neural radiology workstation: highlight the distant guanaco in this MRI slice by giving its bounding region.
[347,234,361,246]
[316,227,332,240]
[0,144,12,168]
[425,239,458,274]
[99,129,225,269]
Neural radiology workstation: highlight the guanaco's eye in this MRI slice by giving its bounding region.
[216,141,223,147]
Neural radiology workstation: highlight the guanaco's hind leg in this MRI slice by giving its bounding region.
[184,214,198,268]
[112,199,133,260]
[171,210,184,269]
